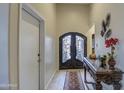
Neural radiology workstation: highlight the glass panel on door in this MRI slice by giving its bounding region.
[76,35,84,61]
[62,35,71,63]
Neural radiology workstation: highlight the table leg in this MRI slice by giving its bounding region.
[113,81,122,90]
[96,80,102,90]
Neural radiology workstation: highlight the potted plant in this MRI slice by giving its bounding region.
[105,37,119,70]
[99,55,107,69]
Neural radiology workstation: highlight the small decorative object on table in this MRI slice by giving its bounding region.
[89,48,96,60]
[105,37,119,70]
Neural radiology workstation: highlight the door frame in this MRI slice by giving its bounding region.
[59,32,87,69]
[18,4,45,89]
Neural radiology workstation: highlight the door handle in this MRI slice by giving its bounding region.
[38,53,40,56]
[37,53,40,63]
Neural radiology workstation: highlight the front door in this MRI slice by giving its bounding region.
[59,32,87,69]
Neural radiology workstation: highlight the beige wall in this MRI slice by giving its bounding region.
[56,4,90,36]
[90,4,124,89]
[31,4,57,89]
[9,4,19,89]
[56,4,90,69]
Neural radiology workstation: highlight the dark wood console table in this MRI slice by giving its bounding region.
[96,68,123,90]
[83,57,124,90]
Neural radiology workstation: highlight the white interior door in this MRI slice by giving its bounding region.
[19,9,40,90]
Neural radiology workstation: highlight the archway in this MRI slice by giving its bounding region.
[59,32,87,69]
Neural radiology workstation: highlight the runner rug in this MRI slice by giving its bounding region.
[63,70,85,90]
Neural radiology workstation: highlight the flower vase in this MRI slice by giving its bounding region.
[108,58,116,70]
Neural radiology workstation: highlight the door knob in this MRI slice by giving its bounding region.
[38,53,40,56]
[37,53,40,63]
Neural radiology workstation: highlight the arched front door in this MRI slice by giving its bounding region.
[59,32,87,69]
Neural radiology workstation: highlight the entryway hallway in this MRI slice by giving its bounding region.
[1,3,124,90]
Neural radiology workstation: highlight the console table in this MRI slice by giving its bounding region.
[96,68,123,90]
[83,57,124,90]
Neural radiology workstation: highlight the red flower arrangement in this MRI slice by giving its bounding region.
[105,37,119,70]
[105,38,119,48]
[105,37,119,59]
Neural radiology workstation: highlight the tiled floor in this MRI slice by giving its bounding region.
[47,70,66,90]
[47,69,94,90]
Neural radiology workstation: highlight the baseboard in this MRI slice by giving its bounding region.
[45,69,57,89]
[0,86,9,90]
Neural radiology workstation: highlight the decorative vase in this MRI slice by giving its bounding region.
[108,58,116,70]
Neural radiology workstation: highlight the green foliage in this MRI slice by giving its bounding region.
[99,55,107,69]
[100,55,107,62]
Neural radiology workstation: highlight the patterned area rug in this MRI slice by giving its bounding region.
[63,70,85,90]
